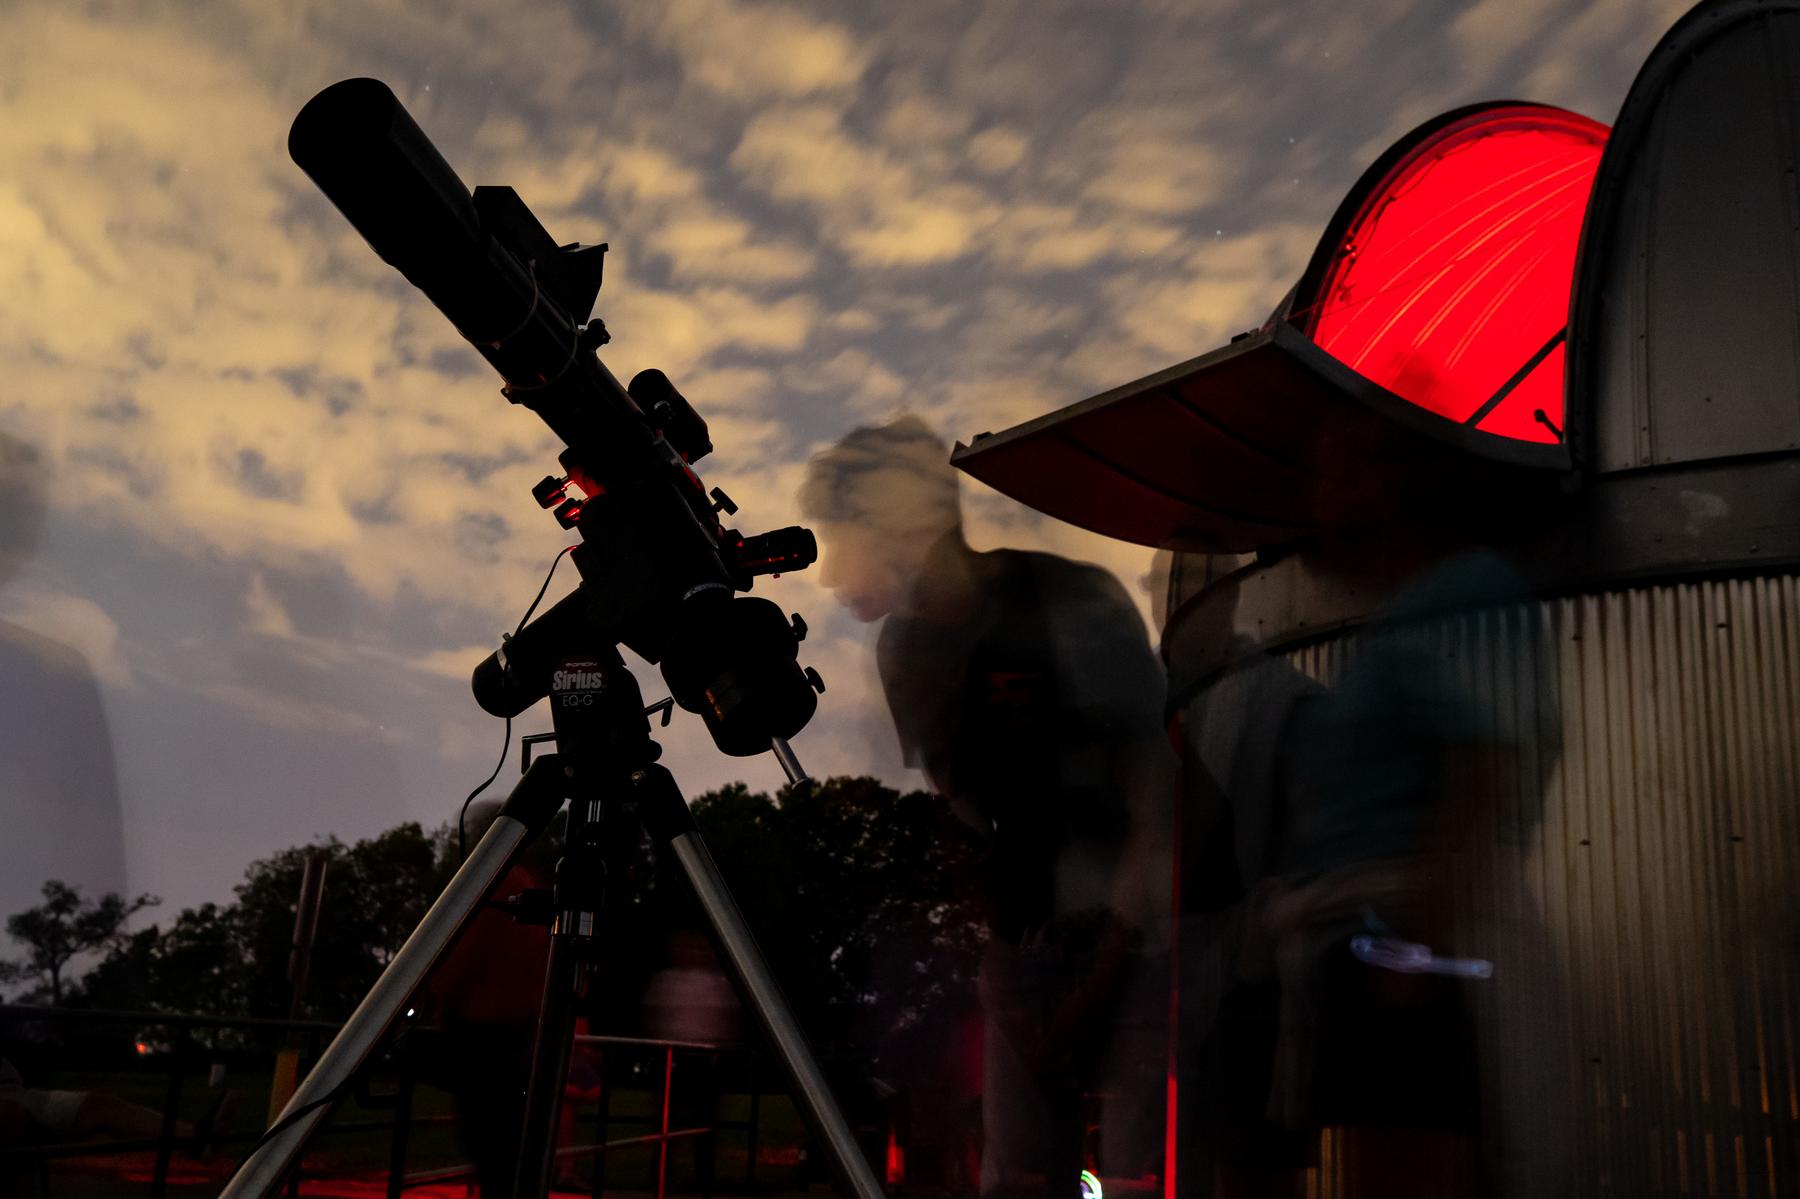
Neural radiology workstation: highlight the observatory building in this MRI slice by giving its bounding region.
[954,1,1800,1195]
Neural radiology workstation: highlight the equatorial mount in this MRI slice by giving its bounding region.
[281,76,825,766]
[225,75,884,1199]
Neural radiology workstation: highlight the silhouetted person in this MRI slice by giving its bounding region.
[1267,551,1571,1199]
[801,417,1173,1199]
[0,431,126,935]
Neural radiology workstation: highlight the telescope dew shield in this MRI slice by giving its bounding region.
[287,79,484,299]
[288,76,561,358]
[289,78,656,494]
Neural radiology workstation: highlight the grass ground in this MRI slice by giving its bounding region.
[4,1063,822,1199]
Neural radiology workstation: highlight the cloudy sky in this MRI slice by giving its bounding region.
[1,0,1691,917]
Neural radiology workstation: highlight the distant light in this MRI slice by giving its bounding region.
[1080,1170,1103,1199]
[134,1041,150,1055]
[404,1007,417,1020]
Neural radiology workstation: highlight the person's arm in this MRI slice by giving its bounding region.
[1053,569,1176,939]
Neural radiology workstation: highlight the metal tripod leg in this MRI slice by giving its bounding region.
[219,756,571,1199]
[513,785,635,1199]
[634,763,887,1199]
[513,931,585,1198]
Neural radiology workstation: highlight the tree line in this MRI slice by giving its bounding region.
[1,777,987,1065]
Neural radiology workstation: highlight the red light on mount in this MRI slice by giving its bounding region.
[1297,106,1608,444]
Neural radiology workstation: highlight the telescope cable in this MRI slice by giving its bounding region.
[236,544,580,1175]
[234,1015,425,1167]
[457,543,579,861]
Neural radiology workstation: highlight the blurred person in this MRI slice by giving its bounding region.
[418,797,552,1197]
[800,417,1174,1199]
[1168,578,1324,1199]
[1266,551,1572,1199]
[641,929,740,1045]
[882,992,985,1192]
[0,431,126,937]
[639,930,738,1190]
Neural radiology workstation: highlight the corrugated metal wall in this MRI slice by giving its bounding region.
[1269,574,1800,1197]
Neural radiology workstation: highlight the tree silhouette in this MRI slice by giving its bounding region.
[686,777,987,1064]
[0,880,158,1004]
[70,823,455,1018]
[227,822,454,1019]
[36,775,985,1078]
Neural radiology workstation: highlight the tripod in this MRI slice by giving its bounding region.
[227,76,886,1199]
[222,643,885,1199]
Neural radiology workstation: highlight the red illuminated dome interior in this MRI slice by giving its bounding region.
[1297,106,1609,444]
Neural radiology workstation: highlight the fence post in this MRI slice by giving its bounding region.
[269,855,330,1126]
[287,1027,323,1199]
[745,1057,761,1193]
[700,1050,718,1199]
[590,1045,610,1199]
[656,1044,675,1199]
[149,1030,187,1199]
[384,1066,415,1199]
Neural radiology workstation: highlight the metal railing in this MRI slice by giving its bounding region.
[0,1004,769,1199]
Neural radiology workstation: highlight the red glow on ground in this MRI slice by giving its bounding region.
[91,1156,596,1198]
[1298,106,1608,442]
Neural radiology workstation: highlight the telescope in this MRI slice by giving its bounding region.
[287,77,822,755]
[224,79,885,1199]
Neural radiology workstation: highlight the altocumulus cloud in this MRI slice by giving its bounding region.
[0,0,1698,911]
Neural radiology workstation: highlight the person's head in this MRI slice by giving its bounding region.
[462,797,505,843]
[669,929,714,970]
[798,416,962,622]
[0,432,48,591]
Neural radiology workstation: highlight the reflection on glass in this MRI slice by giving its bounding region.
[0,430,126,952]
[803,417,1174,1198]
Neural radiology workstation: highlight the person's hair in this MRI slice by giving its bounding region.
[797,416,961,540]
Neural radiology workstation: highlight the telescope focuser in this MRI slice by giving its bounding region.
[724,526,818,582]
[532,474,589,529]
[533,475,571,508]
